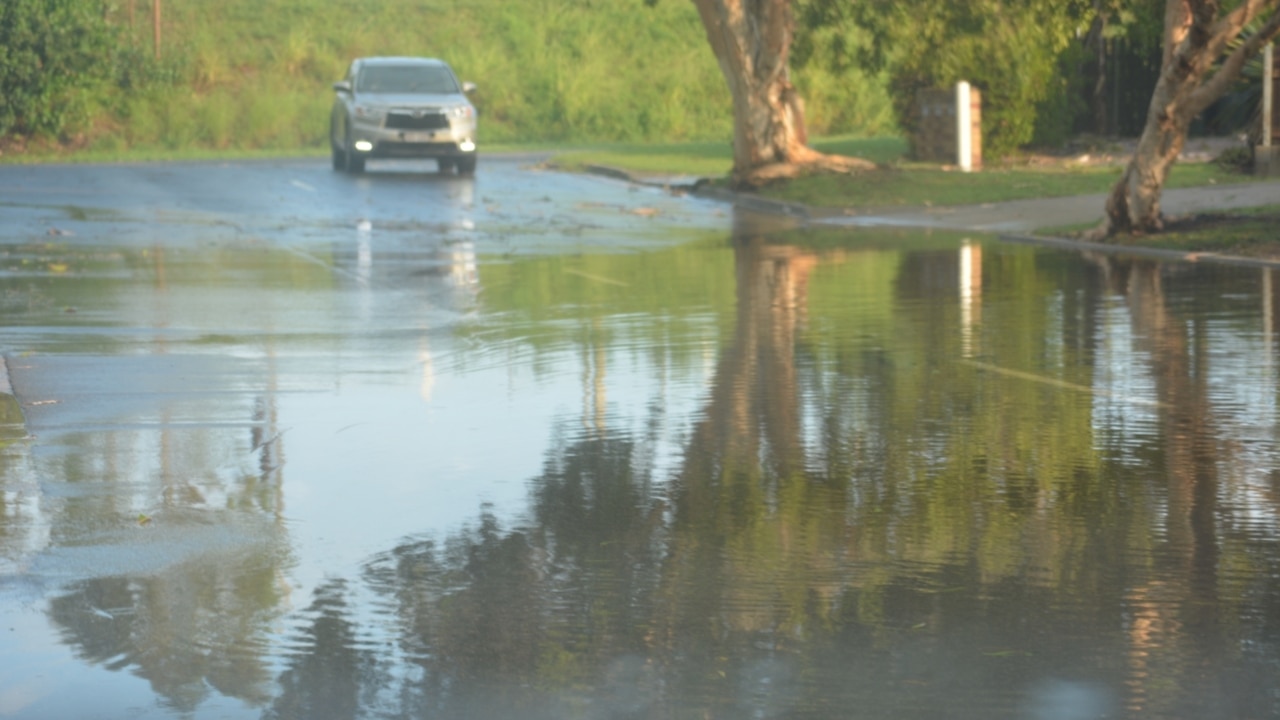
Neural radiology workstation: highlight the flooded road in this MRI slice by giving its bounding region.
[2,158,1280,719]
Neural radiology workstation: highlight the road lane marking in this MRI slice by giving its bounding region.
[290,180,317,192]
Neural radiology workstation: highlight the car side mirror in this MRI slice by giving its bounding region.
[462,81,477,94]
[333,80,352,94]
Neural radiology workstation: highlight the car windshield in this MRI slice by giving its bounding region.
[356,65,458,94]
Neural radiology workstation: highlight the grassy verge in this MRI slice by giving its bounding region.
[550,135,1268,213]
[1039,205,1280,259]
[3,0,898,158]
[1148,206,1280,256]
[548,136,909,178]
[758,157,1261,209]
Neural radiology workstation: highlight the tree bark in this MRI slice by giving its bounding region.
[1091,0,1280,239]
[691,0,874,187]
[153,0,162,60]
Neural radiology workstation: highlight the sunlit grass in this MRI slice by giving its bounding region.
[762,157,1263,209]
[30,0,894,158]
[1075,205,1280,256]
[547,136,1267,213]
[549,136,909,178]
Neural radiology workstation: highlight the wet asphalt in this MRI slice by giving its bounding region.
[0,153,732,425]
[0,154,731,572]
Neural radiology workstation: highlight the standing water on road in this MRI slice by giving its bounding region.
[1,159,1279,719]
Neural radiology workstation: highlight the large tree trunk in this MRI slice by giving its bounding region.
[1092,0,1280,239]
[691,0,874,187]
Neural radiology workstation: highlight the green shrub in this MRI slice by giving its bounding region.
[5,0,911,155]
[0,0,114,138]
[1214,145,1253,174]
[825,0,1094,159]
[888,10,1077,158]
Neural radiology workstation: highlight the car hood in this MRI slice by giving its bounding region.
[354,93,470,108]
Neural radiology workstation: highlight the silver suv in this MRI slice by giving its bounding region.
[330,57,478,174]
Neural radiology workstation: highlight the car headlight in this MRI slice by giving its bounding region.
[354,105,381,120]
[448,105,474,120]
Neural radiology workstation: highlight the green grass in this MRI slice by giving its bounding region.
[1053,204,1280,256]
[760,158,1258,210]
[12,0,896,158]
[548,136,909,178]
[548,141,739,178]
[547,135,1267,214]
[1031,203,1280,264]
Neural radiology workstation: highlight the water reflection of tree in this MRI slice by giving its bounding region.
[1097,258,1274,718]
[48,549,284,712]
[44,389,292,712]
[263,580,380,720]
[352,436,663,718]
[268,234,1280,718]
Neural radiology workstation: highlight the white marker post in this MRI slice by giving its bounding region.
[957,81,973,173]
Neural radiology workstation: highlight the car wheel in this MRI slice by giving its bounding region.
[331,144,346,171]
[437,158,455,174]
[456,155,477,175]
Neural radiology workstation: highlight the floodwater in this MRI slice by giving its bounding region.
[2,161,1280,719]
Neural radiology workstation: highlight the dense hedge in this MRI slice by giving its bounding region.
[0,0,114,138]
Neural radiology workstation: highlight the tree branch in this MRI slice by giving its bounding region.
[1218,0,1273,35]
[1189,8,1280,113]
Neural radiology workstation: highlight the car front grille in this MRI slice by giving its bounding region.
[384,111,449,131]
[375,141,459,157]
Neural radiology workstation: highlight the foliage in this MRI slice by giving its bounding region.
[9,0,748,154]
[1214,145,1255,173]
[0,0,115,139]
[1202,22,1279,140]
[836,0,1098,157]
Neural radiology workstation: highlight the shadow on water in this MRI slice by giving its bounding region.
[240,212,1280,719]
[21,207,1280,718]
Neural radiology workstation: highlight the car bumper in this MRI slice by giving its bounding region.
[349,120,477,158]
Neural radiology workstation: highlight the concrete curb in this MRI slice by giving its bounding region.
[582,164,637,183]
[578,164,815,218]
[688,184,813,219]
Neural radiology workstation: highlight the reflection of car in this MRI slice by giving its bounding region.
[330,56,478,175]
